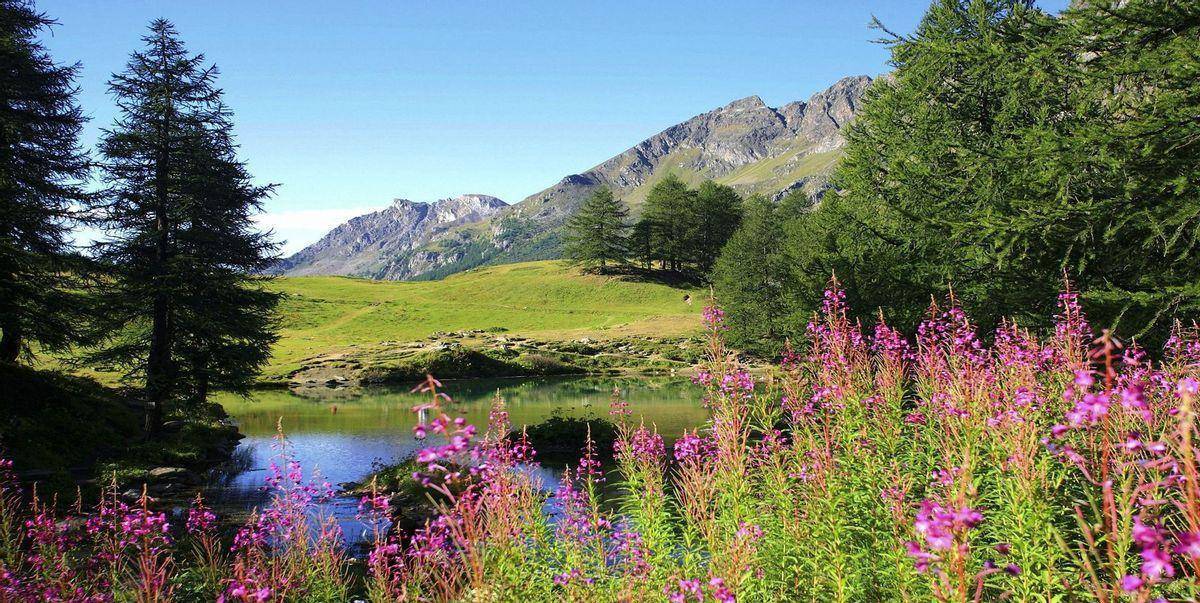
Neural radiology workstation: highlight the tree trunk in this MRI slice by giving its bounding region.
[192,355,210,408]
[145,284,170,436]
[145,126,172,437]
[0,322,21,363]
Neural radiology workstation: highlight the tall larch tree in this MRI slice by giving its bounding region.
[811,0,1064,333]
[712,196,798,355]
[563,187,629,272]
[638,174,694,272]
[812,0,1199,343]
[0,0,92,363]
[172,121,280,408]
[90,20,278,433]
[687,180,743,274]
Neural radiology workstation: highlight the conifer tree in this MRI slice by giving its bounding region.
[809,0,1070,333]
[172,124,280,407]
[0,0,92,363]
[562,187,629,272]
[90,20,278,432]
[629,219,655,270]
[638,174,694,272]
[686,180,743,274]
[1036,0,1200,342]
[712,196,798,355]
[811,0,1200,343]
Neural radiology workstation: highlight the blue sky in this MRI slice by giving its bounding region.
[41,0,1068,253]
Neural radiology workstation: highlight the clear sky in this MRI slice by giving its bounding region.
[40,0,1069,253]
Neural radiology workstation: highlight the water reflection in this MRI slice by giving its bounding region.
[209,376,707,545]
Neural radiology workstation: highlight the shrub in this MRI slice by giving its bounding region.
[509,411,618,462]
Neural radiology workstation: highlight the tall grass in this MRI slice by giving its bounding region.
[1,281,1198,601]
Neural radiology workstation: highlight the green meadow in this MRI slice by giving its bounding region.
[266,260,704,379]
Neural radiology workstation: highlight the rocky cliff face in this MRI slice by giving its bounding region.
[274,194,507,278]
[494,75,872,257]
[279,75,872,280]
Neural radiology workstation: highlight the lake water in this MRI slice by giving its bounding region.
[210,376,707,545]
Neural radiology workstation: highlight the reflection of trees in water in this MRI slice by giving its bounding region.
[220,376,706,438]
[200,443,270,513]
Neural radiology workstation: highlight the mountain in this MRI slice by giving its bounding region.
[273,194,507,279]
[278,75,872,280]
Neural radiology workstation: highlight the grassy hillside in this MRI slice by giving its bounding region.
[267,260,704,380]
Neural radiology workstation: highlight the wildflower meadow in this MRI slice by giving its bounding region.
[2,281,1200,602]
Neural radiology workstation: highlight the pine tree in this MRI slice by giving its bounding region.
[562,187,629,272]
[0,0,92,362]
[1035,0,1200,342]
[639,174,694,272]
[90,20,278,433]
[686,180,743,274]
[712,196,798,355]
[629,219,655,270]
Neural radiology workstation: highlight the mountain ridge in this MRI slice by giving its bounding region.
[277,74,873,280]
[272,194,507,277]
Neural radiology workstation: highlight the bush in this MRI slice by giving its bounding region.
[509,411,617,462]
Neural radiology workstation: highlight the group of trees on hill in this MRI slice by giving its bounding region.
[0,1,278,433]
[564,174,744,277]
[714,0,1200,355]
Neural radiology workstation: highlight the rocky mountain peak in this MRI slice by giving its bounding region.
[721,95,769,113]
[429,194,508,224]
[277,74,874,281]
[272,193,507,278]
[792,75,872,150]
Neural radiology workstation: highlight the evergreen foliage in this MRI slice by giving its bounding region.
[638,174,695,272]
[710,196,798,355]
[633,175,744,277]
[562,187,629,272]
[716,0,1200,353]
[687,180,743,273]
[89,20,278,432]
[0,0,92,363]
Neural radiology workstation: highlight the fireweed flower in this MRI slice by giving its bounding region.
[912,499,982,552]
[186,498,217,535]
[609,386,631,418]
[1174,531,1200,559]
[1121,574,1145,592]
[552,469,611,545]
[1180,377,1199,396]
[872,320,913,364]
[1129,514,1176,583]
[672,429,712,464]
[736,521,763,542]
[709,577,735,602]
[611,528,651,578]
[702,306,727,331]
[749,430,788,466]
[617,424,665,467]
[1052,287,1091,359]
[357,491,391,516]
[664,577,704,603]
[719,371,755,398]
[553,568,593,587]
